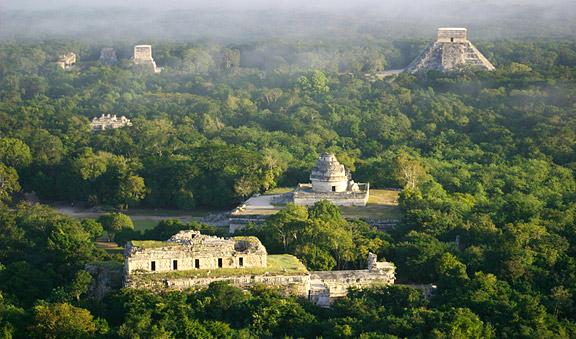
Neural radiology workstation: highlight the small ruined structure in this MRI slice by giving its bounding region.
[133,45,161,73]
[99,48,118,65]
[56,52,77,70]
[406,28,495,73]
[293,153,369,206]
[90,114,132,131]
[229,153,370,232]
[125,231,267,274]
[124,231,395,306]
[309,253,396,307]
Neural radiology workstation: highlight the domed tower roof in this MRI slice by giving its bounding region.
[310,153,349,182]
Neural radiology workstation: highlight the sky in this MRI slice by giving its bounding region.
[1,0,574,41]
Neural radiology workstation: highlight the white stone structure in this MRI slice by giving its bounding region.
[133,45,161,73]
[90,114,132,131]
[437,27,468,43]
[125,231,267,275]
[293,153,369,206]
[57,52,76,70]
[406,27,495,73]
[124,232,396,306]
[310,153,349,193]
[99,48,118,65]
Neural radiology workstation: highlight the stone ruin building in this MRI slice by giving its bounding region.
[125,231,267,274]
[56,52,77,70]
[229,153,370,232]
[133,44,161,73]
[406,28,495,73]
[99,48,118,65]
[90,114,133,131]
[293,153,369,206]
[124,231,395,307]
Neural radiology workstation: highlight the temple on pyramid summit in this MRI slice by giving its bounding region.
[406,28,495,73]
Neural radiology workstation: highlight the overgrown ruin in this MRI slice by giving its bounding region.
[90,114,132,131]
[293,153,369,206]
[230,153,371,232]
[124,231,395,306]
[407,28,495,73]
[133,44,161,73]
[56,52,76,70]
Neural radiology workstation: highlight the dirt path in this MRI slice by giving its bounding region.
[48,203,229,226]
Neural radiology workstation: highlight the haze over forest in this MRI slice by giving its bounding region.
[1,0,576,42]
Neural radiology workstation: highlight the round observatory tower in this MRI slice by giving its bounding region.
[310,153,349,193]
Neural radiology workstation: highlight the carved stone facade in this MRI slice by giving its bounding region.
[90,114,132,131]
[57,52,76,70]
[133,45,161,73]
[310,153,349,192]
[407,27,495,73]
[125,231,267,274]
[437,27,468,43]
[124,232,396,306]
[293,153,369,206]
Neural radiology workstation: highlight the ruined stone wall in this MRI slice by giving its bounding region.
[437,28,467,42]
[311,178,349,193]
[134,45,153,62]
[126,273,311,297]
[293,186,369,207]
[311,270,395,297]
[125,234,267,274]
[126,250,265,274]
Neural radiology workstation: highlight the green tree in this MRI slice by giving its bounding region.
[394,152,427,190]
[98,213,134,242]
[264,203,309,252]
[297,70,329,95]
[31,303,107,339]
[295,244,336,270]
[0,138,32,168]
[0,163,20,204]
[117,175,146,210]
[80,219,104,240]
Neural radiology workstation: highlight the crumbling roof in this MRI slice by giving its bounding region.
[129,230,267,255]
[310,153,348,181]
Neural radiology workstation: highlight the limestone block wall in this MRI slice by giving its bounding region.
[134,45,153,62]
[437,28,468,42]
[311,178,349,193]
[310,269,395,299]
[126,273,311,297]
[125,244,266,274]
[293,190,369,207]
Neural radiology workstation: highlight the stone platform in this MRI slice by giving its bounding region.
[293,183,369,207]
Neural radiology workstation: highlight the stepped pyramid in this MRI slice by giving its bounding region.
[406,28,495,73]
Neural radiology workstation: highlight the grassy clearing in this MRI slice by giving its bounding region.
[267,254,308,273]
[262,187,294,195]
[125,208,213,217]
[95,240,124,255]
[133,219,160,232]
[368,189,400,205]
[341,189,402,220]
[341,205,403,219]
[133,254,308,281]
